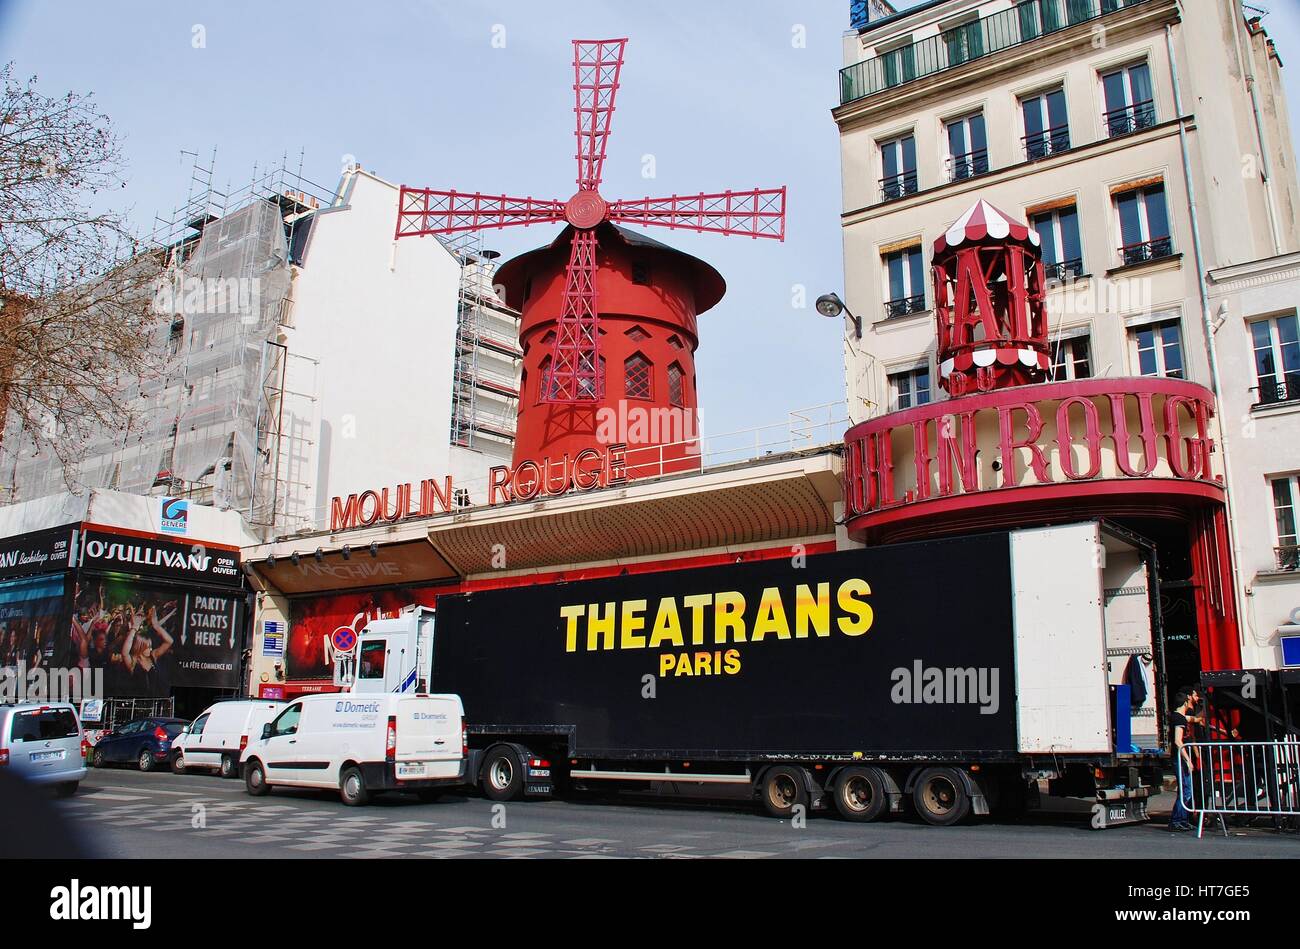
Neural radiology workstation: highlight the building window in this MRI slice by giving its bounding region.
[880,41,917,88]
[1115,183,1173,265]
[883,245,927,319]
[536,355,555,403]
[888,366,932,410]
[1272,476,1300,570]
[879,133,918,202]
[1250,313,1300,406]
[625,325,650,342]
[946,112,989,182]
[1102,62,1156,138]
[1021,87,1070,160]
[1131,320,1184,379]
[667,334,685,350]
[1031,205,1084,281]
[942,17,984,67]
[668,362,685,407]
[631,262,652,286]
[625,353,652,400]
[1050,335,1092,381]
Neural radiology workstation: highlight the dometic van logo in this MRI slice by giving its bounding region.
[335,701,381,714]
[415,712,448,722]
[160,498,189,535]
[891,660,1001,716]
[49,879,151,930]
[561,579,874,679]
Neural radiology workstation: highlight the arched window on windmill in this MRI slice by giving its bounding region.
[625,352,652,401]
[667,362,686,407]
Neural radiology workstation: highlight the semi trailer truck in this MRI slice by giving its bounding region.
[338,522,1169,826]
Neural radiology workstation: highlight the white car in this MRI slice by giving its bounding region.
[241,693,467,806]
[0,703,86,796]
[172,700,284,779]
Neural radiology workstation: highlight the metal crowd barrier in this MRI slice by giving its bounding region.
[1177,741,1300,838]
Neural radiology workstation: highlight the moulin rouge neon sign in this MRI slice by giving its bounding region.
[329,444,629,532]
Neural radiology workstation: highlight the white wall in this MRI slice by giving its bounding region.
[288,170,462,530]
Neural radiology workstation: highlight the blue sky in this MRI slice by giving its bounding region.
[2,0,1299,440]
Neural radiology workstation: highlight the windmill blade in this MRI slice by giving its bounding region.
[395,187,566,238]
[609,187,787,240]
[573,39,628,193]
[543,228,604,403]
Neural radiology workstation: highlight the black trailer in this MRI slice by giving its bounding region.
[430,522,1168,826]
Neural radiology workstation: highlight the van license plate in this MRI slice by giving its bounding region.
[396,763,429,780]
[32,750,65,762]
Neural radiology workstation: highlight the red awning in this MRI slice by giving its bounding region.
[933,199,1041,256]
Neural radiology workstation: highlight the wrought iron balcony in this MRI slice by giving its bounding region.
[1043,258,1085,283]
[840,0,1153,106]
[948,149,990,182]
[1104,99,1158,138]
[1254,375,1300,407]
[879,171,919,203]
[1024,125,1072,160]
[1119,236,1174,267]
[884,294,927,320]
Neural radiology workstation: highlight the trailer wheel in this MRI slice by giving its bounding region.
[244,759,271,797]
[481,746,524,802]
[759,766,809,819]
[912,767,971,826]
[340,766,370,806]
[833,766,888,823]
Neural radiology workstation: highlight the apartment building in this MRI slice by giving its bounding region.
[834,0,1300,669]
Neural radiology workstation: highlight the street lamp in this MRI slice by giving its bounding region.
[815,292,862,339]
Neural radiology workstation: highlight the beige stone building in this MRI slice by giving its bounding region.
[833,0,1300,670]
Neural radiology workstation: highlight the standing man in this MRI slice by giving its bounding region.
[1168,690,1195,832]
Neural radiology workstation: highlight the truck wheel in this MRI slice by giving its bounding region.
[481,746,524,802]
[244,759,271,797]
[912,767,971,826]
[759,766,809,819]
[340,766,370,806]
[833,766,888,823]
[219,755,239,779]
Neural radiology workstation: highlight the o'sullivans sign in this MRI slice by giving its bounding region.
[843,378,1222,523]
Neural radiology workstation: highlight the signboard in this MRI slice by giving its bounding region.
[80,530,243,588]
[330,626,358,654]
[1282,635,1300,669]
[262,621,285,658]
[80,699,104,724]
[432,533,1019,758]
[0,525,78,581]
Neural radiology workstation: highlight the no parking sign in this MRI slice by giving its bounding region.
[331,626,358,654]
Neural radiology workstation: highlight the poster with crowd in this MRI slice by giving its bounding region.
[0,575,69,674]
[70,577,245,697]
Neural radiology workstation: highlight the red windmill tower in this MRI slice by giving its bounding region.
[395,39,786,488]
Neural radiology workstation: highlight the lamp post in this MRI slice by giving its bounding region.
[815,293,862,339]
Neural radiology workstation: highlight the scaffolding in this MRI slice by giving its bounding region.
[0,154,333,537]
[442,233,522,453]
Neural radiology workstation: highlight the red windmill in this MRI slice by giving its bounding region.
[394,38,786,410]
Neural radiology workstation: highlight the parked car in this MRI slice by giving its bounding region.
[242,693,466,805]
[0,703,87,796]
[90,717,188,772]
[172,700,283,778]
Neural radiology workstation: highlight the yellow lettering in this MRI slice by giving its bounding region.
[837,578,874,636]
[587,602,617,651]
[649,597,685,648]
[714,591,747,645]
[794,583,831,638]
[659,653,675,677]
[724,648,742,675]
[682,593,712,646]
[620,599,648,649]
[751,587,791,642]
[561,604,585,653]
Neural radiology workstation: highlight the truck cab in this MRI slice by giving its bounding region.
[334,607,435,695]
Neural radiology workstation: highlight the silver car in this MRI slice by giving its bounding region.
[0,703,87,795]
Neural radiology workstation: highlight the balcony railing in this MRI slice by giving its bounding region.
[1104,99,1158,138]
[1043,257,1085,283]
[1024,125,1072,160]
[879,171,919,202]
[1119,236,1174,267]
[1276,545,1300,571]
[840,0,1153,106]
[948,148,990,182]
[884,294,927,319]
[1255,375,1300,407]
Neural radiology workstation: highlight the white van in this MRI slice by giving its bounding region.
[241,693,466,806]
[172,700,284,779]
